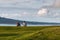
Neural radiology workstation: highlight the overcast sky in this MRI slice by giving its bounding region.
[0,0,60,23]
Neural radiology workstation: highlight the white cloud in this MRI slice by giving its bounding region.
[22,12,28,15]
[53,13,60,17]
[0,13,22,19]
[0,11,31,19]
[36,8,60,18]
[37,8,48,16]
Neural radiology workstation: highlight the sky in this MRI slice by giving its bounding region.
[0,0,60,23]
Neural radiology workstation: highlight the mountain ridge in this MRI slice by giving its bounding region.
[0,17,60,25]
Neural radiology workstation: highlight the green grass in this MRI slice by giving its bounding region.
[0,26,60,40]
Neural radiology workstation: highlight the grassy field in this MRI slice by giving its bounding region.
[0,26,60,40]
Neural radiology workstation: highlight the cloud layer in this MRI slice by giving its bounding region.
[0,0,42,9]
[0,0,60,22]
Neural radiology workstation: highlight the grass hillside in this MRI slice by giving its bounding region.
[0,26,60,40]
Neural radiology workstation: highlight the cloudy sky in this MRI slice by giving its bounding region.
[0,0,60,23]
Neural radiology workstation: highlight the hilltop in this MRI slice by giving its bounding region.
[0,26,60,40]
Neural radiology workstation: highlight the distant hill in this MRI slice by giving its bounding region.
[0,17,23,24]
[0,17,60,25]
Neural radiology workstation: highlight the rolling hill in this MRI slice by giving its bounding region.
[0,26,59,40]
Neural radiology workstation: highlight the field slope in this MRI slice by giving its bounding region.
[0,26,60,40]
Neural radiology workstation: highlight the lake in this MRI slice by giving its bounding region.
[0,24,60,26]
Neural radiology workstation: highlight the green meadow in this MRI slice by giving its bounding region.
[0,26,60,40]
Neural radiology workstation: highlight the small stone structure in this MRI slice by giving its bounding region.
[23,21,27,27]
[16,22,21,27]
